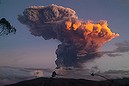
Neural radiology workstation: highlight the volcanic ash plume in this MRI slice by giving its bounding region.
[18,4,119,68]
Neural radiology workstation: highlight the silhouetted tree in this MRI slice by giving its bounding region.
[0,18,16,36]
[51,71,57,78]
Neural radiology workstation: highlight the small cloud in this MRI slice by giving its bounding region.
[106,53,122,57]
[114,40,129,53]
[90,65,100,73]
[102,40,129,57]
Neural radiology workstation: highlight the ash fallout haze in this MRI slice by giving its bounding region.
[0,0,129,71]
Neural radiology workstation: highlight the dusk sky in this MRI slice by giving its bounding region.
[0,0,129,71]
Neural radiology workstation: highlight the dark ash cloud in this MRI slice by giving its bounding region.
[18,4,119,68]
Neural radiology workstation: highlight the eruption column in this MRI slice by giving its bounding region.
[18,4,119,68]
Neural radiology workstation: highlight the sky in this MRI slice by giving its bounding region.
[0,0,129,71]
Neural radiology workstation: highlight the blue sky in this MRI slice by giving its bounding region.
[0,0,129,71]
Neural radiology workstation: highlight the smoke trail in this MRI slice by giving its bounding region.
[18,4,119,68]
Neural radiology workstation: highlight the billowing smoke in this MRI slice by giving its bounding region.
[18,4,119,68]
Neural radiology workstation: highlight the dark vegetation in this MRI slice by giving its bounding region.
[0,18,16,36]
[5,77,129,86]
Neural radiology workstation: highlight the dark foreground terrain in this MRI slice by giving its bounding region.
[5,77,129,86]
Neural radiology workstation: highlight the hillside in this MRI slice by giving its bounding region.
[5,77,129,86]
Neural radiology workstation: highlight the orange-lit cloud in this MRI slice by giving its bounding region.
[18,4,120,68]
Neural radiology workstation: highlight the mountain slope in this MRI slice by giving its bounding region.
[5,77,129,86]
